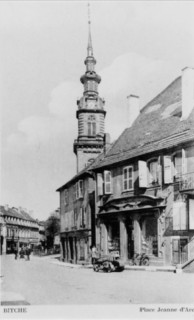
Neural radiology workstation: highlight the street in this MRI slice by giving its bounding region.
[1,254,194,305]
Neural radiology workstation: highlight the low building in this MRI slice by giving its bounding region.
[0,205,39,254]
[92,67,194,266]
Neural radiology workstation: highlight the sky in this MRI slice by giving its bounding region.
[1,1,194,221]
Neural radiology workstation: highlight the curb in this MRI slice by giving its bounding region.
[48,259,176,273]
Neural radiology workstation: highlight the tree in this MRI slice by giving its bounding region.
[45,210,60,249]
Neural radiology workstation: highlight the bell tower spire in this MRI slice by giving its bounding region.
[73,4,106,173]
[87,3,93,57]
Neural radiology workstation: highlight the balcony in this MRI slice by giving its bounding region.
[179,172,194,192]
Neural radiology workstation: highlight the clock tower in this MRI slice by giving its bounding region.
[73,8,106,172]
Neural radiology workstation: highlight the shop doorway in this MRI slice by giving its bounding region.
[126,219,134,259]
[141,215,158,256]
[172,238,188,265]
[108,221,120,253]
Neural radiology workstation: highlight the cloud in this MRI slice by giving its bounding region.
[6,51,181,151]
[6,115,66,152]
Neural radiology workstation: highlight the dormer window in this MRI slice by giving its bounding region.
[123,166,133,191]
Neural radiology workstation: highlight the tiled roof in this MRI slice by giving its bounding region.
[0,205,36,222]
[93,76,194,169]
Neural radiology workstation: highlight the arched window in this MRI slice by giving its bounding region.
[87,115,96,136]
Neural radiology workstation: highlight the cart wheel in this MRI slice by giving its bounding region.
[107,263,112,273]
[142,258,149,266]
[93,264,99,272]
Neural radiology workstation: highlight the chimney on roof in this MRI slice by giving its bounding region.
[127,94,140,127]
[181,67,194,120]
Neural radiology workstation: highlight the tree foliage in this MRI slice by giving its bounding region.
[45,211,60,248]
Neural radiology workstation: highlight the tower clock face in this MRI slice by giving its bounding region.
[88,100,95,109]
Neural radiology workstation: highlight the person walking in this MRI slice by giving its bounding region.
[91,245,97,265]
[14,246,18,260]
[19,246,25,259]
[26,244,31,261]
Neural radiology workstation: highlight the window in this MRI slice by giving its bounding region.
[64,189,68,206]
[173,151,182,181]
[123,166,133,191]
[148,159,158,185]
[88,115,96,136]
[104,170,112,194]
[73,208,77,227]
[173,201,187,230]
[97,173,103,196]
[164,149,187,184]
[75,180,84,199]
[80,207,85,228]
[164,155,173,184]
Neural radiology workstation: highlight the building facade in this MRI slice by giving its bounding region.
[93,67,194,266]
[0,205,39,254]
[57,17,107,263]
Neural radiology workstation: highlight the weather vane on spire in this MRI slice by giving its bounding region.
[87,3,93,56]
[88,3,91,25]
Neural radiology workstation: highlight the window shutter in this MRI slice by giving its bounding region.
[164,156,173,183]
[189,199,194,229]
[97,173,103,196]
[104,170,112,194]
[79,180,83,198]
[138,161,148,188]
[182,148,187,175]
[173,202,180,230]
[157,156,162,185]
[180,201,187,230]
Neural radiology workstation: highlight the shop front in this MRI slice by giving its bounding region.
[97,195,165,262]
[61,230,92,264]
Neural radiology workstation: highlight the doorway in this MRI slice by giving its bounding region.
[126,219,134,259]
[141,215,158,256]
[172,238,188,265]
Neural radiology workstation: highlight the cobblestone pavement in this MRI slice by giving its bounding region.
[1,254,194,305]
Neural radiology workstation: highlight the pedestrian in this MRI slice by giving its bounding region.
[14,247,18,260]
[19,246,25,259]
[26,244,31,261]
[91,245,97,265]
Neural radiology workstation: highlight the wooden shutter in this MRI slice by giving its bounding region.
[189,199,194,229]
[164,155,173,183]
[79,180,83,198]
[97,173,103,196]
[138,161,148,188]
[104,170,112,194]
[180,201,187,230]
[182,148,187,175]
[157,156,162,185]
[173,202,180,230]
